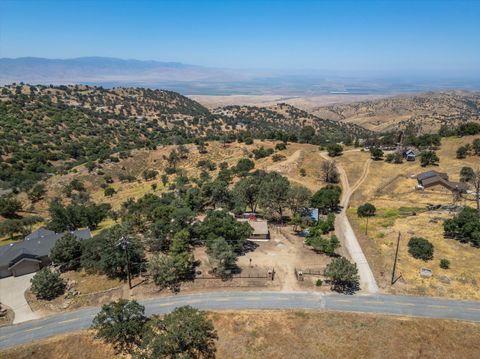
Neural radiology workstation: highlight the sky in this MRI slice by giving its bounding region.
[1,0,479,75]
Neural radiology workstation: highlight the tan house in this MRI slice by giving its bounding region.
[417,171,467,194]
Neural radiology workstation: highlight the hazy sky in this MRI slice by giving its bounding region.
[1,0,479,74]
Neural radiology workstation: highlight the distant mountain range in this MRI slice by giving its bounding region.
[0,57,248,85]
[1,57,480,95]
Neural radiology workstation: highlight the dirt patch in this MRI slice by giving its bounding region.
[4,311,480,359]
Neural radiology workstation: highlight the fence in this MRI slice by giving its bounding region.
[294,267,324,281]
[195,268,275,281]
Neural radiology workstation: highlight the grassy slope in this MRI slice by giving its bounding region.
[343,135,480,299]
[4,311,480,359]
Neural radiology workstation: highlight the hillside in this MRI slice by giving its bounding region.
[214,103,370,143]
[313,91,480,133]
[0,84,369,190]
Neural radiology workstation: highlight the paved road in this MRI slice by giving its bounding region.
[2,291,480,350]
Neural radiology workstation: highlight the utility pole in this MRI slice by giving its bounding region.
[119,236,132,289]
[391,232,401,285]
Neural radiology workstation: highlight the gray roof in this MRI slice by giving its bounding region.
[417,171,448,182]
[0,228,92,268]
[421,176,468,192]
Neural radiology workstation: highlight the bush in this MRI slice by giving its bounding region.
[30,268,66,300]
[275,142,287,151]
[408,237,434,260]
[440,258,450,269]
[272,154,286,162]
[316,279,323,287]
[235,158,255,174]
[326,144,343,157]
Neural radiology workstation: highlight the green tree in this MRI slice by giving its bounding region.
[235,158,255,175]
[444,207,480,246]
[150,255,182,292]
[92,299,146,354]
[326,144,343,157]
[357,203,376,235]
[81,225,145,279]
[408,237,434,260]
[28,183,46,203]
[305,234,340,256]
[456,146,468,159]
[287,185,312,216]
[233,176,262,213]
[324,257,360,293]
[206,237,238,278]
[0,195,22,218]
[259,171,290,220]
[420,150,439,167]
[370,147,384,160]
[197,210,252,253]
[104,187,116,197]
[30,268,66,300]
[50,233,82,271]
[48,199,111,232]
[310,185,342,214]
[136,306,217,359]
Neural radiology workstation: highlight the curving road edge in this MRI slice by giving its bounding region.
[2,291,480,350]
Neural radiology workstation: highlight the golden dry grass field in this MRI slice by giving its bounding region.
[344,135,480,299]
[3,310,480,359]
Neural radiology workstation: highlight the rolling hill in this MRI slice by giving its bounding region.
[312,91,480,133]
[0,84,369,190]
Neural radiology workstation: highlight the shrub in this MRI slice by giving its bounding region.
[316,279,323,287]
[275,142,287,151]
[326,144,343,157]
[408,237,434,260]
[272,154,286,162]
[30,268,66,300]
[440,258,450,269]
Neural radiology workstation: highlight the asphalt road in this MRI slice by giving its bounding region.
[2,291,480,350]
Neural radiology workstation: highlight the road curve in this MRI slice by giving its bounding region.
[2,291,480,350]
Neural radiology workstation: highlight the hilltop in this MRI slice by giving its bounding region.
[312,91,480,133]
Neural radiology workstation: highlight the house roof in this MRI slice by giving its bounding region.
[0,228,92,268]
[421,176,468,192]
[238,219,269,235]
[417,171,448,182]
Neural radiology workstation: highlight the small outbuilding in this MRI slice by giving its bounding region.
[238,219,270,241]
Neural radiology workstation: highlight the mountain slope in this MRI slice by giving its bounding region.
[214,103,370,143]
[312,91,480,133]
[0,84,370,189]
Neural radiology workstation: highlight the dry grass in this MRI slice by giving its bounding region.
[4,311,480,359]
[343,136,480,299]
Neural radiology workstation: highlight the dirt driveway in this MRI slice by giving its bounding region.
[0,273,39,323]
